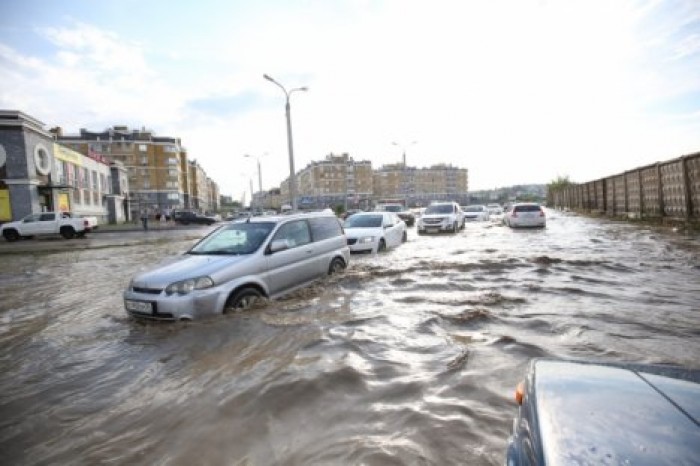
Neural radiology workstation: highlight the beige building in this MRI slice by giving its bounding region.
[281,153,373,209]
[57,126,219,217]
[373,163,469,206]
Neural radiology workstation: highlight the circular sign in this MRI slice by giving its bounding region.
[34,144,52,176]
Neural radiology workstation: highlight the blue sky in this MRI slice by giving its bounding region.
[1,0,699,199]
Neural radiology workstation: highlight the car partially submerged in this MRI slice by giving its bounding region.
[124,211,349,321]
[507,359,700,465]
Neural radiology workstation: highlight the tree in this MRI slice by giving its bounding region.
[547,176,572,191]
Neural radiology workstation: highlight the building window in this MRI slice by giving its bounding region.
[139,144,148,152]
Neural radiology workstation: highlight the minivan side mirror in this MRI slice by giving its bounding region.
[269,239,290,253]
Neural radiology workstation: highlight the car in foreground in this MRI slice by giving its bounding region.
[375,203,415,227]
[507,359,700,465]
[504,203,546,228]
[124,211,350,321]
[461,205,490,222]
[417,201,463,234]
[173,210,218,225]
[344,211,406,253]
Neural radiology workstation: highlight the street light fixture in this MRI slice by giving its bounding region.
[263,73,308,211]
[392,140,417,167]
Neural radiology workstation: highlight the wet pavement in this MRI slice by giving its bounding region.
[1,210,698,465]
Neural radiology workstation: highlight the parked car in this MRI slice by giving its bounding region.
[123,211,350,321]
[507,358,700,465]
[417,201,463,234]
[375,203,415,227]
[344,212,406,253]
[461,205,490,222]
[486,203,504,216]
[1,211,98,241]
[504,203,546,228]
[172,210,218,225]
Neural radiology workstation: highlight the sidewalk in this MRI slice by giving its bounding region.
[0,223,214,255]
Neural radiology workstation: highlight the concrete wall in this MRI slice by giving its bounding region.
[550,151,700,221]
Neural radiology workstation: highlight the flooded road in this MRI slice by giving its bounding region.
[1,211,699,465]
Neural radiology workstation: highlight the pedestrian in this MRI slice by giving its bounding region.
[140,209,149,231]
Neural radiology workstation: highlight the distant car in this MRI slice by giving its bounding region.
[507,359,700,465]
[375,203,415,227]
[503,203,546,228]
[124,211,350,320]
[417,201,463,234]
[461,205,490,222]
[486,203,503,216]
[173,210,218,225]
[344,212,407,253]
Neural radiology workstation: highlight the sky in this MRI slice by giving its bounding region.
[1,0,699,200]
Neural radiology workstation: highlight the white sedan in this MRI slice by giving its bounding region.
[504,203,546,228]
[344,212,407,253]
[461,205,490,222]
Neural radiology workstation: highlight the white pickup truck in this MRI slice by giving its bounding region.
[1,212,98,241]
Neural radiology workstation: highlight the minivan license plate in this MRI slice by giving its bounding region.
[125,300,153,314]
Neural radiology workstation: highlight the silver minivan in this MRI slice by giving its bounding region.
[123,211,350,321]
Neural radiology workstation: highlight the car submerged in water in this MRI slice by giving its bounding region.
[123,211,350,321]
[507,358,700,465]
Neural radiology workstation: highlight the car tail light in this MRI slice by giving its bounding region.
[539,209,545,217]
[84,220,89,227]
[515,381,525,405]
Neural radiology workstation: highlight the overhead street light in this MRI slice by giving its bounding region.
[263,73,308,211]
[392,140,418,167]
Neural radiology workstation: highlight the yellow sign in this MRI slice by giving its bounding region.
[53,144,83,166]
[58,193,70,212]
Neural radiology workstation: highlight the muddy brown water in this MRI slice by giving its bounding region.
[1,211,698,465]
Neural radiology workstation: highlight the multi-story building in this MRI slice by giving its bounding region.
[57,125,218,218]
[373,163,469,206]
[0,110,128,223]
[281,153,373,209]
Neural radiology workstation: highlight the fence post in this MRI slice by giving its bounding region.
[657,163,664,217]
[681,156,692,221]
[638,169,644,218]
[623,173,629,215]
[611,177,616,216]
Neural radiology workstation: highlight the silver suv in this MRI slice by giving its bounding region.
[417,201,464,234]
[123,211,350,321]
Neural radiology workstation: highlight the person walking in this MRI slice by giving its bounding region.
[140,209,149,231]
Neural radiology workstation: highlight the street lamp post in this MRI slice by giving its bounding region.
[392,140,417,204]
[264,74,308,211]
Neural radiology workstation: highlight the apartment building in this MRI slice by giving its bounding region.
[58,126,218,218]
[281,153,374,209]
[374,163,469,206]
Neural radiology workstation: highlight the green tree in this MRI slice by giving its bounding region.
[547,175,572,191]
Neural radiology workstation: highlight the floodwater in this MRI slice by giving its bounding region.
[1,211,699,465]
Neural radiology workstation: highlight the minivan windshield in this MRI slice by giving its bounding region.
[344,214,383,228]
[188,222,275,255]
[425,204,453,214]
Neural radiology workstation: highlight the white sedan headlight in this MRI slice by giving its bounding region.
[165,276,214,295]
[358,236,375,244]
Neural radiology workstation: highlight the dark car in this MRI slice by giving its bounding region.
[507,359,700,465]
[172,210,217,225]
[376,203,415,226]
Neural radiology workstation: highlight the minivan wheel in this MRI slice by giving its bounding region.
[225,287,262,312]
[402,231,407,243]
[328,257,346,275]
[377,239,386,252]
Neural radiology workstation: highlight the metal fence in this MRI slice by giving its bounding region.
[549,151,700,221]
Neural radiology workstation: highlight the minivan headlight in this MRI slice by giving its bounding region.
[165,276,214,295]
